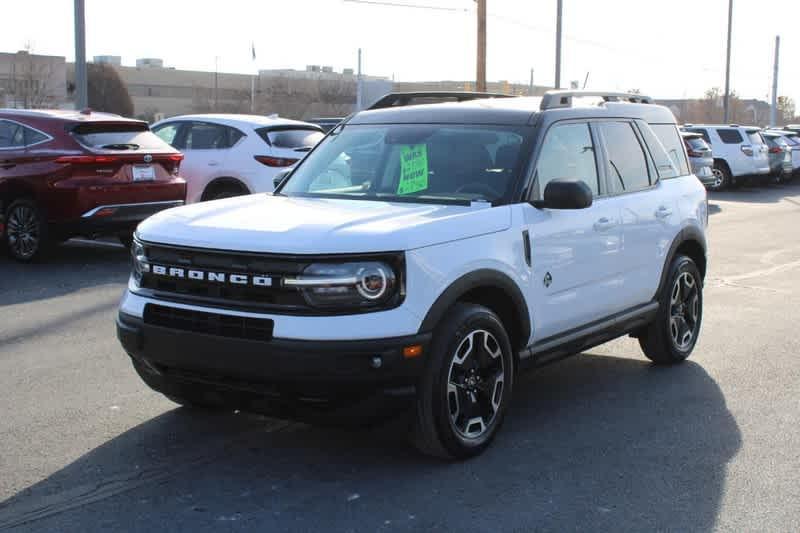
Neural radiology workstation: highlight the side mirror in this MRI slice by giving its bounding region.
[273,168,292,190]
[539,178,593,209]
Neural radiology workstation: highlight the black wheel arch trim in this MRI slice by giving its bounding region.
[417,268,531,349]
[653,226,707,301]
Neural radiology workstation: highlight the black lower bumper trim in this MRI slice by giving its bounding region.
[117,311,430,394]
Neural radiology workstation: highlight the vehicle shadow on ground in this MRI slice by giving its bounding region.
[708,180,800,205]
[0,354,740,532]
[0,240,130,307]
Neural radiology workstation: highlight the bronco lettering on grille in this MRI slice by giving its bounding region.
[149,264,273,287]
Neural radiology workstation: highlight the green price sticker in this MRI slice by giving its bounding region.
[397,144,429,195]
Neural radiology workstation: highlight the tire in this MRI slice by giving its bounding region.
[639,255,703,365]
[411,303,514,460]
[204,183,247,201]
[709,161,730,191]
[4,198,50,262]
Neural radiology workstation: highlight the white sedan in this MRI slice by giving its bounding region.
[152,114,324,203]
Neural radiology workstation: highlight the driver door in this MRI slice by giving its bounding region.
[521,120,626,342]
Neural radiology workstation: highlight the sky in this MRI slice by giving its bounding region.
[3,0,799,105]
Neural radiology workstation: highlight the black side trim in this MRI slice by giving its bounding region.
[418,269,530,346]
[522,230,531,267]
[519,301,659,368]
[654,226,707,300]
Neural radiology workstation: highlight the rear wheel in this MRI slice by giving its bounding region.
[412,303,514,459]
[639,255,703,365]
[202,181,248,201]
[709,162,730,191]
[5,199,49,262]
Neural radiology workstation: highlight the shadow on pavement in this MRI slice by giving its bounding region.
[708,180,800,205]
[0,354,740,532]
[0,240,130,307]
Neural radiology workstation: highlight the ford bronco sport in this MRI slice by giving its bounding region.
[117,91,708,459]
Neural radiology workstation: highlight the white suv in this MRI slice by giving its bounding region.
[118,91,708,459]
[151,114,324,203]
[682,124,770,189]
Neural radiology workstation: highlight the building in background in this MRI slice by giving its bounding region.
[0,50,68,108]
[93,55,121,66]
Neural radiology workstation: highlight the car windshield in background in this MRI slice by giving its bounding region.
[280,124,529,205]
[686,137,709,151]
[258,128,324,149]
[72,123,174,151]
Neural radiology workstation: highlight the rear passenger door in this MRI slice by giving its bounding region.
[522,120,626,341]
[596,120,678,308]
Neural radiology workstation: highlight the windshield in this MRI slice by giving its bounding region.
[279,124,530,205]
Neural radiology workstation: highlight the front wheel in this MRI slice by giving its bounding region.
[412,303,514,460]
[639,255,703,365]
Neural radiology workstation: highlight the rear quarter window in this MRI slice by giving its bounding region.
[650,123,690,177]
[717,128,743,144]
[747,131,765,145]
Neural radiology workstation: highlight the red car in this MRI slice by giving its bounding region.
[0,109,186,261]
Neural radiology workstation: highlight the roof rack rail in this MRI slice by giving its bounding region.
[539,90,653,110]
[367,91,515,110]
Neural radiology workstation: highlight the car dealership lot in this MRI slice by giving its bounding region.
[1,185,799,532]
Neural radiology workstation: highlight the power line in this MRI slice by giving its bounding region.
[342,0,469,12]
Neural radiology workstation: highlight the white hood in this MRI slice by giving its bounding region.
[137,194,511,253]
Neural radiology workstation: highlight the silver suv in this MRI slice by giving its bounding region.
[682,124,770,188]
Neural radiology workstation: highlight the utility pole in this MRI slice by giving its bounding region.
[476,0,486,92]
[214,56,219,111]
[555,0,563,89]
[770,35,780,127]
[529,68,534,96]
[73,0,87,109]
[356,48,363,111]
[723,0,733,123]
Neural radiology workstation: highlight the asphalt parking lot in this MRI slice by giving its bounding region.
[1,184,799,532]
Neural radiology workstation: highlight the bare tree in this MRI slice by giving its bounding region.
[9,45,56,108]
[87,63,134,116]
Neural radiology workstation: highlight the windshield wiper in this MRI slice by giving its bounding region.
[101,143,139,150]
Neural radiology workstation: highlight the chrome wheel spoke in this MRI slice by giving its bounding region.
[669,271,700,350]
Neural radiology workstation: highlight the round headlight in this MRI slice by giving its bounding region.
[356,264,388,300]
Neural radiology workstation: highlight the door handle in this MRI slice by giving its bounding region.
[655,206,673,219]
[0,160,15,170]
[208,161,219,166]
[593,217,617,231]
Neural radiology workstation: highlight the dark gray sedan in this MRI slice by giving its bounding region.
[681,131,717,189]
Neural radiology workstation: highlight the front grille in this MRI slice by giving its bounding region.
[144,304,274,341]
[139,244,310,312]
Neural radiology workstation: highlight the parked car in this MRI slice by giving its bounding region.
[761,131,793,183]
[681,131,717,189]
[0,109,186,261]
[118,90,708,459]
[151,114,324,203]
[682,124,770,188]
[306,117,343,133]
[766,129,800,178]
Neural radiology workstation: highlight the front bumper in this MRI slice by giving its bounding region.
[117,310,430,396]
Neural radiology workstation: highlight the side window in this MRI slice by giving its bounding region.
[599,121,650,193]
[650,124,690,177]
[23,126,49,146]
[227,127,244,147]
[0,120,25,149]
[687,128,711,144]
[534,122,599,198]
[717,128,743,144]
[153,123,181,147]
[184,122,230,150]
